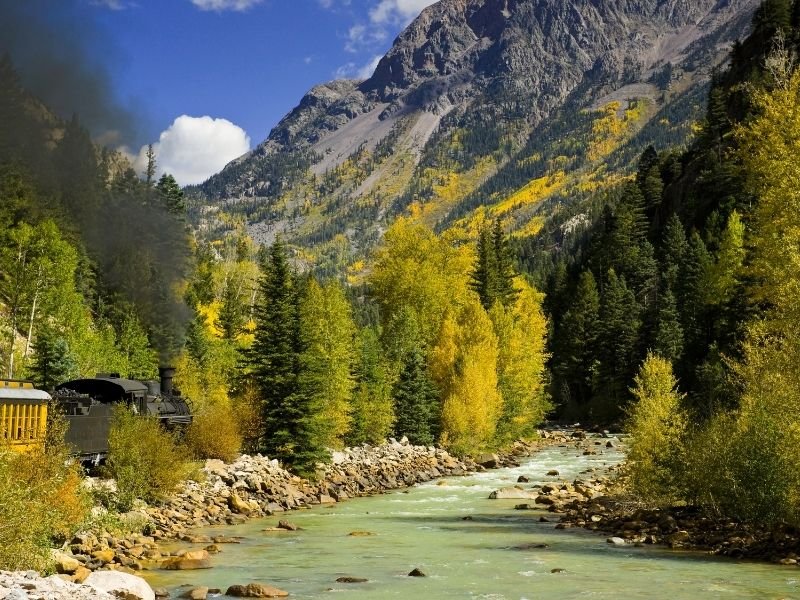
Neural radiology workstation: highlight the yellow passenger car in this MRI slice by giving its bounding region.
[0,380,49,452]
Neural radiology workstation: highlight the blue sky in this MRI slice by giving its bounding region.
[63,0,437,183]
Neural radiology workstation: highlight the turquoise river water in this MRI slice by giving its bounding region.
[146,442,799,599]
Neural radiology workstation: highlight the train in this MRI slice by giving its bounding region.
[0,379,50,452]
[1,367,192,462]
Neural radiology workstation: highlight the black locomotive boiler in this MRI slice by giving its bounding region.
[53,367,192,462]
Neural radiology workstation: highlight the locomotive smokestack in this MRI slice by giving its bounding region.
[159,367,175,397]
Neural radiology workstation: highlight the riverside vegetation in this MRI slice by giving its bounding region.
[2,0,800,580]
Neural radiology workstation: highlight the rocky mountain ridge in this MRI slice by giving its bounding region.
[192,0,759,271]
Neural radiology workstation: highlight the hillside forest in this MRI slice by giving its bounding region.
[2,0,800,526]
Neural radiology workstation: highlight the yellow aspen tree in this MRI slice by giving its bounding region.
[299,278,357,449]
[369,217,474,346]
[431,296,501,456]
[489,279,551,445]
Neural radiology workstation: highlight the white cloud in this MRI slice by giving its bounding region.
[345,23,387,53]
[190,0,263,11]
[357,55,382,79]
[133,115,251,186]
[334,54,382,80]
[369,0,436,24]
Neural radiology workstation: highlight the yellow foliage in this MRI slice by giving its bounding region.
[369,217,474,345]
[625,354,688,504]
[489,280,551,444]
[491,172,566,217]
[185,403,242,462]
[586,100,649,162]
[431,297,502,456]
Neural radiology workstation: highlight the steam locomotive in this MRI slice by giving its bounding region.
[1,370,192,461]
[31,367,192,462]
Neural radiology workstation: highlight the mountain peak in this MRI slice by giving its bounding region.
[195,0,759,269]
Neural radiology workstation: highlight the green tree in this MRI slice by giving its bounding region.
[348,327,394,445]
[470,220,519,310]
[219,274,248,340]
[156,173,185,215]
[393,346,439,446]
[298,278,356,450]
[653,288,684,364]
[28,328,76,390]
[595,269,642,416]
[247,241,326,474]
[552,270,599,413]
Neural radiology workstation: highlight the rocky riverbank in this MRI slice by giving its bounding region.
[48,434,566,591]
[498,434,800,567]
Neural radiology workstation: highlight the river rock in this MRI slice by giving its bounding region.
[335,577,368,583]
[546,470,560,476]
[90,550,116,565]
[489,487,539,500]
[477,453,499,468]
[180,587,208,599]
[517,475,530,483]
[161,557,212,570]
[408,568,426,577]
[52,550,81,574]
[277,520,298,531]
[176,550,209,561]
[225,583,289,597]
[84,571,155,600]
[348,531,375,537]
[607,537,627,546]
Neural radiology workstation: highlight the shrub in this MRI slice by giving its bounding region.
[625,353,688,504]
[185,403,242,463]
[104,406,190,511]
[0,412,90,571]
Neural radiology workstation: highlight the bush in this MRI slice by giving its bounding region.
[625,353,688,504]
[185,403,242,463]
[0,412,90,571]
[104,407,190,511]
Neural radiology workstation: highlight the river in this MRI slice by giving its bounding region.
[146,440,798,599]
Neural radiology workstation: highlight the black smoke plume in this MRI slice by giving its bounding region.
[0,0,192,361]
[0,0,144,146]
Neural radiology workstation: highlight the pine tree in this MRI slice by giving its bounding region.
[248,241,326,474]
[661,213,688,291]
[219,275,247,340]
[653,288,684,364]
[552,270,600,412]
[470,220,519,310]
[471,226,500,309]
[156,173,185,215]
[393,346,439,446]
[492,219,520,307]
[145,144,157,187]
[595,269,642,416]
[29,328,76,390]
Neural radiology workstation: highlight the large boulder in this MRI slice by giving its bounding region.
[161,556,213,570]
[225,583,289,597]
[488,487,539,500]
[84,571,155,600]
[51,550,81,574]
